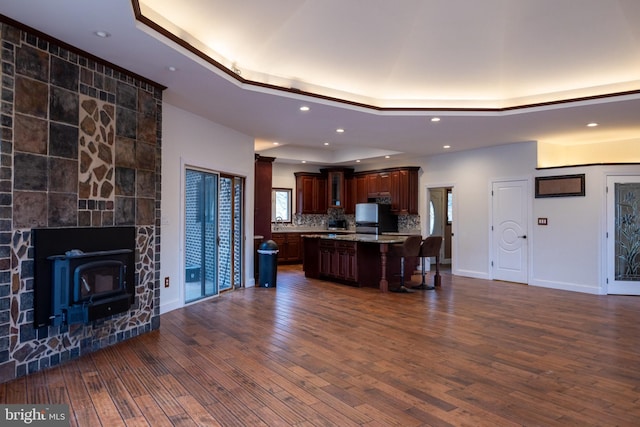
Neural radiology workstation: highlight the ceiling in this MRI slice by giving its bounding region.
[3,0,640,166]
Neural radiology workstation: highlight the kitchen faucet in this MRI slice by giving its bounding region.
[275,216,283,230]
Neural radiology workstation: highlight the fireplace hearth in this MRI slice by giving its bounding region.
[33,227,136,327]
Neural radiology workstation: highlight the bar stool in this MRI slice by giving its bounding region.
[415,236,443,290]
[389,235,422,293]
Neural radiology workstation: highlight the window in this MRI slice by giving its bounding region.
[272,188,292,222]
[447,189,453,224]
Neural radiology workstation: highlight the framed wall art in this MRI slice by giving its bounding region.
[535,174,585,198]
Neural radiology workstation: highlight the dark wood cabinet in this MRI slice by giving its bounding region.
[271,233,286,261]
[295,166,419,215]
[364,171,394,199]
[390,169,417,214]
[303,237,414,289]
[366,172,391,197]
[391,168,419,214]
[344,175,356,214]
[321,168,354,211]
[337,242,358,282]
[288,235,301,262]
[355,175,368,205]
[302,237,319,278]
[295,172,327,214]
[319,240,334,276]
[271,232,302,264]
[318,240,357,283]
[365,173,377,196]
[254,155,275,240]
[390,170,400,209]
[352,167,420,214]
[327,170,344,208]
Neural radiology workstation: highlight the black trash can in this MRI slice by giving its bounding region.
[258,240,279,288]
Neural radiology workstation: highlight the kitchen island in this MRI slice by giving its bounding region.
[302,233,418,292]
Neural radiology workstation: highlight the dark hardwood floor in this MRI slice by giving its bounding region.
[2,265,640,426]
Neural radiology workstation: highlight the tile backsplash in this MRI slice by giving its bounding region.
[277,211,420,232]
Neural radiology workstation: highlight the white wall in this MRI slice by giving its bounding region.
[271,162,320,214]
[532,164,639,294]
[419,141,639,294]
[532,166,600,293]
[420,142,537,279]
[160,103,255,314]
[164,125,635,299]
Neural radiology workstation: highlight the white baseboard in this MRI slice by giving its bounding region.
[529,278,604,295]
[454,268,490,280]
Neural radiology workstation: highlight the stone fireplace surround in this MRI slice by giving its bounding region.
[0,19,163,382]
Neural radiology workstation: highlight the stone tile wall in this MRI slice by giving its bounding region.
[0,20,163,383]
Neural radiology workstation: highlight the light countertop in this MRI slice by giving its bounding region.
[272,228,354,233]
[383,230,422,236]
[301,233,408,244]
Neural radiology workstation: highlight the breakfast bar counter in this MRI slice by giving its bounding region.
[302,233,416,292]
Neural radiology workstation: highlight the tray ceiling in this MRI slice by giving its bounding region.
[2,0,640,164]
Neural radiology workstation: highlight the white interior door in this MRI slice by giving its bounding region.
[492,180,528,283]
[607,175,640,295]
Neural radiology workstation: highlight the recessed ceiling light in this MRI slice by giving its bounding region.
[94,31,111,38]
[385,155,390,159]
[167,66,177,72]
[336,128,345,133]
[300,106,310,112]
[273,142,279,145]
[356,160,361,163]
[443,145,451,149]
[431,117,441,122]
[323,142,329,146]
[587,122,599,127]
[301,160,306,163]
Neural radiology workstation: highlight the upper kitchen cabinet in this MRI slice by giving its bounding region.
[389,167,420,214]
[354,167,420,214]
[295,167,419,215]
[366,172,391,197]
[295,172,327,214]
[354,175,369,205]
[344,174,356,214]
[322,168,354,210]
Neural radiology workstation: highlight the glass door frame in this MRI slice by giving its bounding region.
[184,167,220,303]
[606,174,640,295]
[181,163,246,305]
[218,173,245,292]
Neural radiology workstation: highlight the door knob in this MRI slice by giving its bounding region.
[519,235,527,239]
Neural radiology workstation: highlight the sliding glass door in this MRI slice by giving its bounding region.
[218,175,244,291]
[185,169,219,302]
[232,176,244,289]
[185,168,245,303]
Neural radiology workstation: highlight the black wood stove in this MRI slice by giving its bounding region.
[33,227,136,327]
